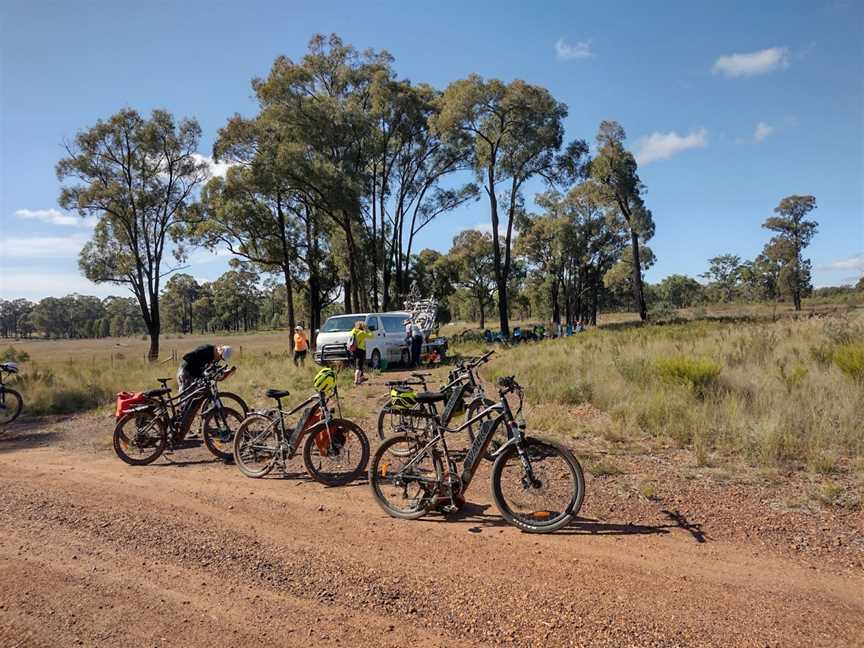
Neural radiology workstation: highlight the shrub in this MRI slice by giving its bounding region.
[832,343,864,383]
[2,346,30,362]
[654,355,721,397]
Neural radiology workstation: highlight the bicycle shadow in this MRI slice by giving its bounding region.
[0,420,63,454]
[419,504,697,539]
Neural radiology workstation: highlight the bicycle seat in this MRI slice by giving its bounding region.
[157,377,172,384]
[414,391,447,404]
[144,388,170,398]
[411,372,432,378]
[266,389,290,400]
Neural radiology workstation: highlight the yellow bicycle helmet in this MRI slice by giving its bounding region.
[313,367,337,395]
[389,386,417,410]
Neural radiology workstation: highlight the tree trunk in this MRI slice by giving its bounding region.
[629,230,648,321]
[551,279,561,325]
[343,280,353,313]
[486,167,509,337]
[282,263,296,348]
[477,297,486,329]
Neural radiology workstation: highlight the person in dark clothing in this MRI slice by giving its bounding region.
[177,344,233,393]
[404,319,424,367]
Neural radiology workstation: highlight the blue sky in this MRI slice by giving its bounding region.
[1,0,862,300]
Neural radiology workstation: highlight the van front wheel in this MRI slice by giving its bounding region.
[370,349,381,370]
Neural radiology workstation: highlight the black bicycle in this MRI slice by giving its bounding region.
[113,364,248,465]
[377,351,503,459]
[0,362,23,426]
[369,375,585,533]
[233,384,369,486]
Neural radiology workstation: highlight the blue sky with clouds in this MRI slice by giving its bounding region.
[1,0,862,300]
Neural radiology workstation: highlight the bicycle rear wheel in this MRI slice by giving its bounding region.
[113,410,167,466]
[0,388,23,426]
[202,407,244,461]
[368,434,442,520]
[491,437,584,533]
[302,419,369,486]
[233,413,280,478]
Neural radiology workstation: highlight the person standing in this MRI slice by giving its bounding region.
[349,321,373,385]
[405,319,424,367]
[293,325,309,367]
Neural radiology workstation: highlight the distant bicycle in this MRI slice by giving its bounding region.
[0,362,23,426]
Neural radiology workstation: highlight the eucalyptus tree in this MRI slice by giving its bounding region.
[433,75,584,335]
[57,108,208,360]
[761,195,818,310]
[590,121,654,321]
[448,230,497,329]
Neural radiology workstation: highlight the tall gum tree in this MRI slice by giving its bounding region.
[761,195,818,311]
[57,108,207,361]
[590,121,654,321]
[432,75,584,335]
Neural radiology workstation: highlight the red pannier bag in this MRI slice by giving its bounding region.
[115,391,147,419]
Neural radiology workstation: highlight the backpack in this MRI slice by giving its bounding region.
[346,331,357,354]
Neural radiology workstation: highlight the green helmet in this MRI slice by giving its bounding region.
[389,386,417,410]
[313,367,336,394]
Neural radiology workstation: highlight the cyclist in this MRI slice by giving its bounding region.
[348,321,373,385]
[293,325,309,367]
[177,344,234,393]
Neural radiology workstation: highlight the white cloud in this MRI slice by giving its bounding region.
[15,208,96,228]
[0,269,121,300]
[473,223,494,235]
[712,47,789,78]
[635,128,708,165]
[817,256,864,272]
[754,121,775,142]
[554,38,593,61]
[192,153,233,179]
[0,235,90,258]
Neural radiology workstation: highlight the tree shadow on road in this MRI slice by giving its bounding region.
[0,421,62,454]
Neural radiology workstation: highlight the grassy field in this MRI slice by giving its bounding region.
[3,297,863,483]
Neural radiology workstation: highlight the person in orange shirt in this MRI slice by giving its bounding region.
[293,325,309,367]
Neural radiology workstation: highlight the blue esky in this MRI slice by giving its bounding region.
[1,0,862,300]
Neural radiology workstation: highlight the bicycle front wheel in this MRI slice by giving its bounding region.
[202,407,244,461]
[233,412,280,478]
[113,410,167,466]
[368,434,442,520]
[303,419,369,486]
[491,437,584,533]
[0,388,23,426]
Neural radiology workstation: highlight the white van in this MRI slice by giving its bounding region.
[314,311,412,368]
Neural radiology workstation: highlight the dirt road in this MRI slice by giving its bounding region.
[0,412,861,648]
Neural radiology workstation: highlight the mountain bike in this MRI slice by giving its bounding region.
[0,362,23,426]
[233,384,369,486]
[377,351,503,459]
[369,375,585,533]
[113,364,247,465]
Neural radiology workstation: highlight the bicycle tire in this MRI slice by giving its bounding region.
[0,388,23,426]
[113,410,167,466]
[368,433,442,520]
[213,392,249,416]
[202,407,244,461]
[233,412,279,478]
[302,418,369,486]
[491,437,584,533]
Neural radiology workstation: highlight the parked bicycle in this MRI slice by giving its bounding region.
[378,351,503,459]
[113,364,248,465]
[369,374,585,533]
[0,362,23,426]
[233,367,369,486]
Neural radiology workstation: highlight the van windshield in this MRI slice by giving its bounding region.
[321,316,357,333]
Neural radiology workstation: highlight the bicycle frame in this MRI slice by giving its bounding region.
[395,386,521,495]
[261,388,341,461]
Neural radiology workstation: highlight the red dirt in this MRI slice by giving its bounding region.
[0,391,861,647]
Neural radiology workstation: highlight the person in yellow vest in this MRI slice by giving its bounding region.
[349,321,373,385]
[293,325,309,367]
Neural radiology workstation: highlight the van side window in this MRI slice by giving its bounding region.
[382,316,405,333]
[365,316,379,331]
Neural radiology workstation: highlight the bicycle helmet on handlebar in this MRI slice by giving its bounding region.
[313,367,337,395]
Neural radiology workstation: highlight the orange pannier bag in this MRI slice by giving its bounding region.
[306,406,338,454]
[115,391,147,419]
